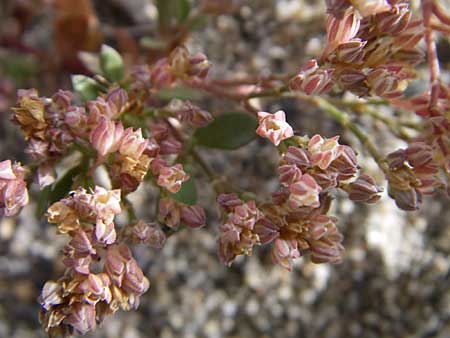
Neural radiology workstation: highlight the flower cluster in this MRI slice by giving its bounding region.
[0,160,29,216]
[39,187,150,337]
[150,45,211,89]
[218,116,381,269]
[291,1,422,98]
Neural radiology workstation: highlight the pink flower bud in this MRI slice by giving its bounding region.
[120,127,149,160]
[51,90,72,110]
[181,205,206,228]
[176,101,213,127]
[188,53,211,78]
[217,193,243,212]
[95,219,117,245]
[157,164,189,193]
[159,198,181,228]
[290,60,335,95]
[392,20,424,50]
[323,7,360,57]
[0,160,29,217]
[39,281,64,311]
[376,3,411,34]
[256,110,294,146]
[93,186,121,223]
[67,229,96,256]
[271,239,300,271]
[278,164,302,186]
[284,146,311,168]
[254,218,280,245]
[288,174,322,209]
[63,303,96,335]
[105,87,128,113]
[348,174,382,204]
[231,200,262,229]
[308,134,344,170]
[335,38,367,63]
[159,137,183,155]
[90,119,124,157]
[151,58,176,89]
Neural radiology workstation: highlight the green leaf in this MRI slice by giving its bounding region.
[157,0,191,31]
[175,0,191,22]
[169,175,197,205]
[71,75,102,101]
[194,112,258,150]
[49,164,83,205]
[156,86,202,100]
[99,45,125,82]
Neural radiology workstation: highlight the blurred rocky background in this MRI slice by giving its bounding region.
[0,0,449,337]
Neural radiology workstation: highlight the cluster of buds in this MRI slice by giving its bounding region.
[0,160,29,216]
[11,89,86,187]
[150,45,211,89]
[387,141,442,210]
[217,117,382,269]
[90,118,152,194]
[39,187,150,337]
[217,195,263,266]
[291,1,423,99]
[170,100,213,128]
[158,197,206,229]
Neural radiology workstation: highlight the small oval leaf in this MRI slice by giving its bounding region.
[71,75,102,101]
[194,112,258,150]
[100,45,125,82]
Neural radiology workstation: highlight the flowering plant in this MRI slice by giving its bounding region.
[2,0,450,336]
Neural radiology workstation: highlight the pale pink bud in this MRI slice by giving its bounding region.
[51,90,72,110]
[159,198,181,228]
[366,66,404,99]
[288,174,322,209]
[254,218,280,245]
[93,186,121,219]
[120,128,149,160]
[157,164,189,193]
[348,174,382,204]
[95,219,117,245]
[335,38,367,63]
[146,224,167,249]
[256,110,294,146]
[38,281,64,311]
[151,58,176,89]
[324,7,360,57]
[329,145,358,180]
[78,273,112,304]
[105,87,128,113]
[290,60,335,95]
[159,137,183,155]
[271,239,300,271]
[64,303,96,335]
[180,205,206,228]
[176,101,213,127]
[392,20,424,51]
[0,160,29,216]
[284,146,311,167]
[217,193,242,212]
[308,134,344,170]
[278,164,302,186]
[67,229,96,256]
[188,53,211,78]
[64,106,87,131]
[0,160,16,180]
[405,142,433,168]
[231,200,262,229]
[90,119,124,157]
[376,3,410,34]
[123,259,150,296]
